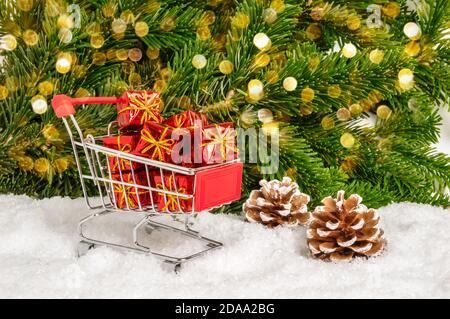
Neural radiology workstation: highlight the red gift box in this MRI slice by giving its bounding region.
[103,134,142,173]
[134,122,176,162]
[111,171,150,209]
[163,110,208,129]
[201,122,239,165]
[117,91,162,129]
[153,174,194,213]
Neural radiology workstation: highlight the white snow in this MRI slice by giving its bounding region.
[0,194,449,298]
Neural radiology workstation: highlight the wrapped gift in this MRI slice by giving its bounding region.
[134,122,175,162]
[153,174,194,213]
[111,171,150,209]
[103,134,142,173]
[117,90,162,129]
[201,122,239,164]
[163,110,208,129]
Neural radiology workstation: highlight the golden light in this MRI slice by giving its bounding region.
[282,77,297,91]
[192,54,207,69]
[398,68,414,86]
[0,34,17,51]
[253,33,272,51]
[248,79,264,101]
[342,43,357,58]
[403,22,421,40]
[55,53,72,74]
[31,95,48,114]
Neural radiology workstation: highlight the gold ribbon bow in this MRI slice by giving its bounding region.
[140,127,174,161]
[156,175,188,212]
[111,136,132,171]
[118,91,161,124]
[173,112,188,128]
[113,182,147,208]
[202,125,238,161]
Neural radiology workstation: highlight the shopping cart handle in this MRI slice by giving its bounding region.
[52,94,124,118]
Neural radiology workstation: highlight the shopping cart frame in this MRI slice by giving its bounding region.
[54,95,241,269]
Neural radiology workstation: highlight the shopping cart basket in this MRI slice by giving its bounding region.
[52,94,243,270]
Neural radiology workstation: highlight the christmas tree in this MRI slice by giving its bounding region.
[0,0,449,211]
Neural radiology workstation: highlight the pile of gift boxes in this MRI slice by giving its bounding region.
[102,91,239,211]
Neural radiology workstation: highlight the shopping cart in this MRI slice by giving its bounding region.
[52,93,243,270]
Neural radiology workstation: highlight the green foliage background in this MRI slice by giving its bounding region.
[0,0,449,211]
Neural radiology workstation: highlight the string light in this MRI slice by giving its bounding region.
[0,85,9,100]
[327,85,341,98]
[257,108,273,123]
[0,34,17,51]
[263,8,278,24]
[321,116,335,130]
[404,41,421,57]
[57,14,74,29]
[253,33,272,51]
[55,53,72,74]
[266,70,279,84]
[336,108,351,121]
[146,47,160,60]
[301,87,315,102]
[58,28,73,44]
[112,19,127,34]
[382,2,401,18]
[92,52,106,65]
[135,21,149,37]
[31,95,48,114]
[253,53,270,68]
[90,35,105,49]
[377,105,392,119]
[248,79,264,101]
[128,48,143,62]
[283,77,297,91]
[23,30,39,46]
[306,24,322,40]
[349,103,363,116]
[197,26,211,40]
[38,81,54,96]
[342,43,357,58]
[398,68,414,87]
[231,12,250,29]
[340,133,355,148]
[369,49,384,64]
[403,22,421,40]
[116,49,129,61]
[192,54,207,69]
[219,60,234,74]
[270,0,285,13]
[347,16,361,30]
[17,0,34,12]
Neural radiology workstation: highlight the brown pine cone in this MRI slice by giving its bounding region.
[243,177,311,228]
[307,190,386,261]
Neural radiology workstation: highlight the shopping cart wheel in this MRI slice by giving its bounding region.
[144,223,155,235]
[77,240,96,257]
[161,261,182,273]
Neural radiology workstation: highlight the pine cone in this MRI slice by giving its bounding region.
[243,177,311,228]
[307,190,386,261]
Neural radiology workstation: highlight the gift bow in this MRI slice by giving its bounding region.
[172,112,188,128]
[113,183,147,208]
[202,125,238,161]
[118,91,160,124]
[140,127,174,161]
[156,175,189,212]
[111,137,132,171]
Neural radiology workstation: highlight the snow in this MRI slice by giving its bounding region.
[0,194,449,298]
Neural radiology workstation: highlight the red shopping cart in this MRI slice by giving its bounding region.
[52,93,243,270]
